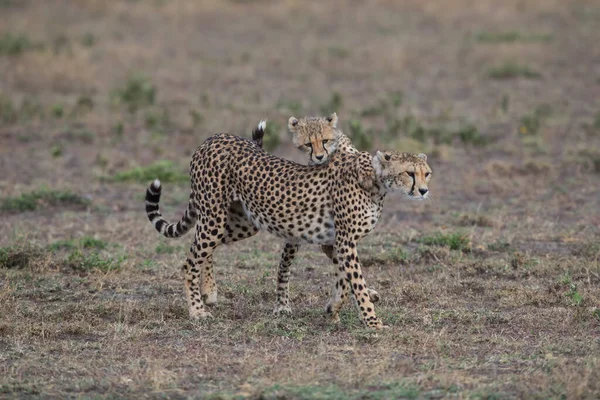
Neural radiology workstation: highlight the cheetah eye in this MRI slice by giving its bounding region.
[425,172,431,178]
[305,143,312,148]
[322,139,329,144]
[406,171,415,178]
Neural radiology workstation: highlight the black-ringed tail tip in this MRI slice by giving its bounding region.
[145,177,197,238]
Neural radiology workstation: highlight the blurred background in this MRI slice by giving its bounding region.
[0,1,599,398]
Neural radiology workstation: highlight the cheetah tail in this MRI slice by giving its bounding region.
[251,119,267,149]
[145,179,197,238]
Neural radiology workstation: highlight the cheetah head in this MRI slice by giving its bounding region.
[371,151,432,199]
[288,113,341,165]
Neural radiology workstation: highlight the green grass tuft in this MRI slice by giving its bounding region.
[420,232,470,252]
[108,160,188,184]
[66,249,124,272]
[476,31,552,43]
[261,382,420,400]
[48,236,108,252]
[155,243,181,254]
[0,244,45,269]
[0,33,32,56]
[1,188,90,213]
[488,62,541,79]
[456,124,489,146]
[111,73,156,113]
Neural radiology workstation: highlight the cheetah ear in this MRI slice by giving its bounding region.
[326,112,338,129]
[376,151,392,162]
[288,117,299,132]
[417,153,427,161]
[372,151,387,176]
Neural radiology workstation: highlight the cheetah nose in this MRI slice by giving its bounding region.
[419,188,428,196]
[315,155,324,161]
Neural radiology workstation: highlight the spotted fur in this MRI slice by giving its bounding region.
[145,132,432,328]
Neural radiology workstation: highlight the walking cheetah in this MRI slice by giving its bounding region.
[253,114,380,305]
[145,132,432,328]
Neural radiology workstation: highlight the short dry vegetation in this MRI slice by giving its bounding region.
[1,0,599,398]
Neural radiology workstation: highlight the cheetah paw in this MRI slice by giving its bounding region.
[202,292,218,305]
[273,304,292,315]
[329,313,341,324]
[189,309,213,320]
[367,288,380,303]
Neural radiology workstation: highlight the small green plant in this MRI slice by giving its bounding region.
[108,160,188,184]
[389,91,403,107]
[0,33,32,56]
[565,284,583,306]
[420,232,470,252]
[81,33,95,47]
[262,121,281,152]
[48,236,107,252]
[519,105,552,136]
[327,46,350,58]
[456,124,488,146]
[488,62,541,79]
[0,93,17,124]
[320,91,343,114]
[0,243,45,269]
[50,144,62,158]
[476,31,552,43]
[155,243,181,254]
[593,308,600,320]
[1,188,90,212]
[51,104,64,118]
[144,108,170,132]
[501,94,509,113]
[559,272,572,286]
[113,121,124,137]
[79,237,108,250]
[111,73,156,113]
[66,249,124,272]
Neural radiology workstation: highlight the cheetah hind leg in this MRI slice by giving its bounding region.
[200,201,260,306]
[321,245,380,303]
[273,242,299,315]
[182,254,213,319]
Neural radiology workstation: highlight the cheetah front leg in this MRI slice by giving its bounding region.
[273,242,300,315]
[326,237,383,329]
[321,245,379,304]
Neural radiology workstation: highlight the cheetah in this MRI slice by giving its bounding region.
[145,131,432,328]
[253,113,380,304]
[285,112,357,165]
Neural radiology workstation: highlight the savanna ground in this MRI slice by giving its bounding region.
[1,0,599,398]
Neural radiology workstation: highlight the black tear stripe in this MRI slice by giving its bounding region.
[410,175,416,195]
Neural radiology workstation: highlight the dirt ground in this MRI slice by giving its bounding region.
[1,0,599,398]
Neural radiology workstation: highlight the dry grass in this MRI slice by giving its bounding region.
[1,0,599,398]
